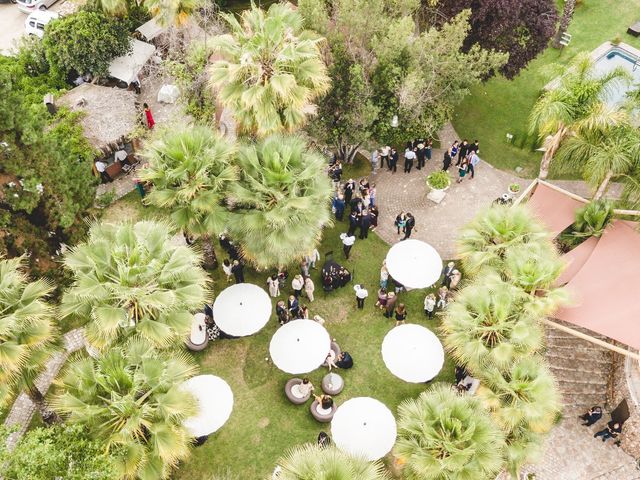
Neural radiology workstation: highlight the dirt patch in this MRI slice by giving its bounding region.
[257,417,270,428]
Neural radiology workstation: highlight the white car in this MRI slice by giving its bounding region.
[17,0,58,14]
[24,10,58,38]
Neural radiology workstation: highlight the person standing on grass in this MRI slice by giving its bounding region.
[292,274,304,298]
[304,276,315,302]
[468,150,480,179]
[384,291,397,318]
[389,148,398,173]
[288,294,300,318]
[403,213,416,240]
[354,284,369,309]
[404,147,416,173]
[437,286,448,309]
[222,259,233,283]
[380,262,389,289]
[232,260,244,283]
[394,303,407,326]
[340,232,356,259]
[306,248,320,270]
[424,293,436,319]
[267,274,280,297]
[333,194,346,221]
[442,262,455,288]
[347,211,358,236]
[359,210,371,239]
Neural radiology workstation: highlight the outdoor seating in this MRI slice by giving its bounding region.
[322,341,341,367]
[321,372,344,395]
[310,399,337,423]
[185,313,209,351]
[627,21,640,37]
[284,378,311,405]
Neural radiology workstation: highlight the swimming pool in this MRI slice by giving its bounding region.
[592,43,640,106]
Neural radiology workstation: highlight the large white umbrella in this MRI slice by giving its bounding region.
[213,283,272,336]
[180,375,234,437]
[269,320,331,374]
[382,324,445,383]
[385,239,442,289]
[331,397,397,461]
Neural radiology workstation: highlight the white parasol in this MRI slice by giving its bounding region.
[385,239,442,289]
[213,283,272,336]
[180,375,234,437]
[381,324,445,383]
[269,320,331,374]
[331,397,397,461]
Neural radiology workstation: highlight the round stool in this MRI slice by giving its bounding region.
[310,400,337,423]
[285,378,311,405]
[322,372,344,395]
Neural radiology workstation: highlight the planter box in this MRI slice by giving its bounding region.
[427,184,450,204]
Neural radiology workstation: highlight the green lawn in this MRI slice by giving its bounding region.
[103,161,454,479]
[452,0,640,178]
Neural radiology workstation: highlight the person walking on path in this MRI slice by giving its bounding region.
[389,148,398,173]
[394,212,406,235]
[442,149,452,172]
[403,213,416,240]
[304,276,315,302]
[267,274,280,297]
[424,293,436,319]
[359,210,371,239]
[380,145,390,169]
[404,148,416,173]
[143,103,155,129]
[340,232,356,259]
[232,260,244,283]
[384,291,397,318]
[468,150,480,179]
[354,284,369,309]
[292,274,304,298]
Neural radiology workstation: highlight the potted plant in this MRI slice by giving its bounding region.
[426,170,451,191]
[508,183,521,195]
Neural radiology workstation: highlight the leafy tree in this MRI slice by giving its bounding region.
[0,256,57,409]
[226,135,333,269]
[435,0,557,78]
[51,337,198,480]
[60,221,210,351]
[43,11,131,78]
[275,444,389,480]
[140,126,238,268]
[573,200,614,238]
[441,280,544,373]
[299,1,506,160]
[477,357,561,477]
[209,2,330,137]
[552,0,576,49]
[528,53,630,179]
[395,384,505,480]
[0,424,116,480]
[94,0,196,26]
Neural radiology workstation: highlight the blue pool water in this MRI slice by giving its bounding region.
[593,48,640,106]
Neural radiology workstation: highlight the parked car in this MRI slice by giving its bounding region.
[0,0,18,4]
[17,0,58,14]
[24,10,58,38]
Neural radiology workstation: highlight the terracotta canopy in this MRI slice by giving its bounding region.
[526,183,584,236]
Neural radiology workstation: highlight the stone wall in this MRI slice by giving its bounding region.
[609,352,640,458]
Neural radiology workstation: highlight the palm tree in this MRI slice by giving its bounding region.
[456,205,550,276]
[140,126,238,269]
[0,256,57,411]
[552,0,576,49]
[209,2,330,137]
[441,280,544,374]
[95,0,197,26]
[60,221,210,351]
[226,135,333,269]
[275,444,389,480]
[529,53,629,179]
[51,337,198,480]
[553,121,640,199]
[395,384,505,480]
[476,357,561,478]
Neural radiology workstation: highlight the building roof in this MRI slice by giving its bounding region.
[108,39,156,84]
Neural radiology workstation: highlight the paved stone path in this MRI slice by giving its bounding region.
[3,328,85,449]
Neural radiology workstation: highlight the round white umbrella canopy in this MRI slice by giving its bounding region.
[269,320,331,374]
[180,375,233,437]
[382,324,445,383]
[331,397,397,461]
[385,239,442,289]
[213,283,272,336]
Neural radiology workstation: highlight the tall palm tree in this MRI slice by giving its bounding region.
[0,256,57,410]
[140,126,238,269]
[51,337,198,480]
[441,279,544,374]
[554,121,640,199]
[395,384,505,480]
[209,2,330,137]
[60,221,210,351]
[529,53,629,179]
[476,357,561,478]
[456,205,550,276]
[275,444,389,480]
[552,0,576,49]
[226,135,333,269]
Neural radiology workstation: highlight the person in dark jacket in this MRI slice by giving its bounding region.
[333,194,345,221]
[457,139,469,166]
[335,351,353,369]
[403,213,416,240]
[347,211,358,236]
[231,260,244,283]
[580,406,603,426]
[359,210,371,239]
[389,148,398,173]
[594,421,622,442]
[443,150,452,171]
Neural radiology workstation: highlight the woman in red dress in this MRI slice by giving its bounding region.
[143,103,155,129]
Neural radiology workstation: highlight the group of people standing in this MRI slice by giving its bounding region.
[372,139,434,174]
[442,139,481,183]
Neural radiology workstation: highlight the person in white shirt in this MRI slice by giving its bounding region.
[304,276,315,302]
[354,284,368,309]
[404,148,416,173]
[95,160,111,183]
[468,151,480,179]
[340,232,355,259]
[305,248,320,269]
[291,274,304,297]
[380,145,390,169]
